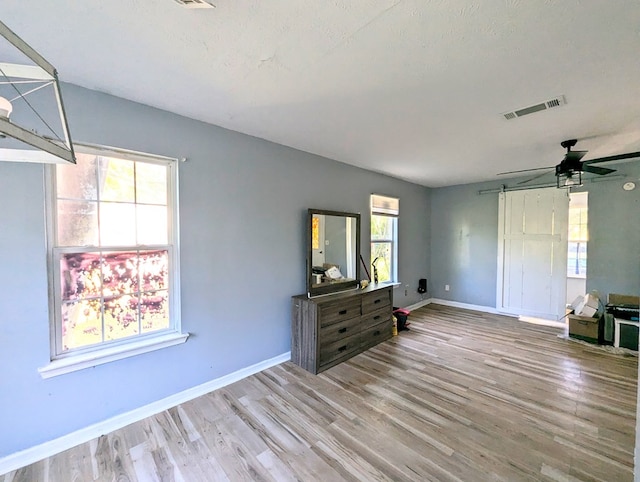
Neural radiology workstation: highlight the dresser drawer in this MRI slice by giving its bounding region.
[319,332,361,366]
[319,317,360,345]
[361,318,392,349]
[361,288,392,314]
[318,298,361,327]
[361,307,390,329]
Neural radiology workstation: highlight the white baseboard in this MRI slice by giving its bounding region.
[402,299,431,311]
[0,351,291,476]
[425,298,510,316]
[396,297,521,320]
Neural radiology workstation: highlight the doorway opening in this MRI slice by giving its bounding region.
[566,192,588,308]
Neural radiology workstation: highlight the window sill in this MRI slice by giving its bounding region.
[567,275,587,280]
[38,332,189,379]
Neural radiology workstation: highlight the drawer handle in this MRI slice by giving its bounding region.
[374,299,381,304]
[338,345,347,352]
[374,330,381,336]
[339,309,347,315]
[373,315,381,320]
[338,327,347,333]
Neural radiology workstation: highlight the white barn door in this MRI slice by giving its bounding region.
[497,188,569,320]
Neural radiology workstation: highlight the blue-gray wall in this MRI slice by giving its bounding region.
[430,165,640,306]
[430,180,500,306]
[0,84,431,458]
[580,163,640,299]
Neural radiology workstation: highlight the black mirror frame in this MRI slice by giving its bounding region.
[307,209,360,297]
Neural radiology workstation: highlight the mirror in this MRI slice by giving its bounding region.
[307,209,360,297]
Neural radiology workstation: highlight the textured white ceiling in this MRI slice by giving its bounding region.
[1,0,639,187]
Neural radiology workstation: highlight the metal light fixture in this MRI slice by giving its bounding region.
[0,96,12,119]
[0,20,75,164]
[557,170,582,188]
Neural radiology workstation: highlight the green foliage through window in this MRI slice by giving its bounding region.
[52,150,176,354]
[371,214,397,283]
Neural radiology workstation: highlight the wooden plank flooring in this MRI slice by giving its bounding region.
[3,304,637,481]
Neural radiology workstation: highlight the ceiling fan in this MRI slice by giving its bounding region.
[498,139,640,187]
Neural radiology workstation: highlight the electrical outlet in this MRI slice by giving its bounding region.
[404,289,408,296]
[445,284,450,291]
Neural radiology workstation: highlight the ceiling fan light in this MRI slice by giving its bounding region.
[0,96,12,119]
[557,170,582,188]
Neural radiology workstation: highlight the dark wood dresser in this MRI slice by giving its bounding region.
[291,284,394,374]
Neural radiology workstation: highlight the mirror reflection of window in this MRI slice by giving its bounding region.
[311,215,325,267]
[312,216,320,250]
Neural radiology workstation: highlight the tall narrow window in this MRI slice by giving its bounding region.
[371,194,399,283]
[44,145,184,374]
[567,192,588,278]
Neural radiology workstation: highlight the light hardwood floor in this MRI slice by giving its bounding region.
[3,304,637,481]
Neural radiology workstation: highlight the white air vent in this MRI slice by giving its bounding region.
[173,0,215,8]
[502,95,567,120]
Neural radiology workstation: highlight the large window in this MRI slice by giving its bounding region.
[42,145,184,376]
[567,192,588,278]
[371,194,399,283]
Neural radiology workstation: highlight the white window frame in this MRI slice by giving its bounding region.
[567,192,588,279]
[39,143,187,378]
[370,194,399,283]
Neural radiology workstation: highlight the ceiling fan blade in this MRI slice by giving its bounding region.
[581,165,616,176]
[517,170,553,185]
[583,151,640,165]
[565,150,588,163]
[497,166,554,176]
